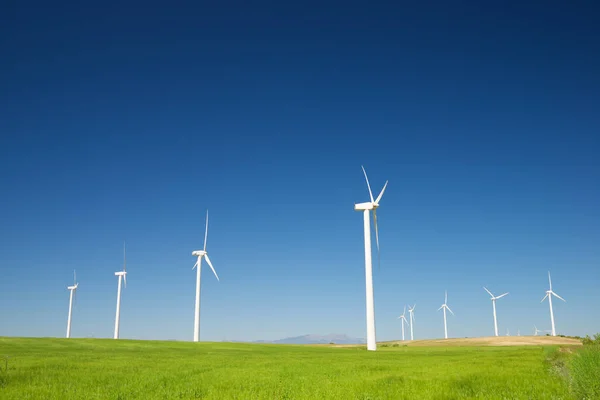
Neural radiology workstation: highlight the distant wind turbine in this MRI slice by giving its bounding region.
[483,287,509,337]
[113,243,127,339]
[192,210,220,342]
[66,270,78,339]
[534,325,551,336]
[397,306,408,341]
[438,291,454,339]
[408,304,416,341]
[506,328,510,336]
[541,271,565,336]
[354,166,388,351]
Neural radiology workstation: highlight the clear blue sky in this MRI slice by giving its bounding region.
[1,1,599,342]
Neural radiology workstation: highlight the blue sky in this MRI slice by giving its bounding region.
[1,1,599,342]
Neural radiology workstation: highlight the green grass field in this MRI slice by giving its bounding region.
[0,337,574,399]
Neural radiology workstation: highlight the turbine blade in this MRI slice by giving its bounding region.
[548,271,552,290]
[552,292,566,302]
[74,269,77,285]
[375,180,388,204]
[204,254,219,281]
[438,305,443,311]
[123,274,127,289]
[204,210,209,252]
[496,292,509,299]
[361,166,375,203]
[123,241,126,272]
[403,305,406,315]
[373,208,380,271]
[192,260,198,270]
[483,286,494,298]
[445,290,448,304]
[447,306,454,315]
[541,293,549,303]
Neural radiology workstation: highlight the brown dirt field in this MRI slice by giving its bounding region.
[324,336,582,348]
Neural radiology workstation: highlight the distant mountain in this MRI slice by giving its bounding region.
[254,334,365,345]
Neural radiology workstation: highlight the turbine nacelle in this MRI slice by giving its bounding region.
[192,250,207,257]
[115,271,127,276]
[354,202,377,211]
[67,284,78,290]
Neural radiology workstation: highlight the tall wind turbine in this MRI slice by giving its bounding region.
[66,270,78,339]
[541,271,566,336]
[397,306,408,341]
[438,291,454,339]
[192,210,220,342]
[483,287,509,337]
[113,243,127,339]
[408,304,416,341]
[354,166,388,351]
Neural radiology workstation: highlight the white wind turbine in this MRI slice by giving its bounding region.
[437,291,454,339]
[354,166,388,351]
[483,287,509,337]
[397,306,408,341]
[408,304,416,341]
[541,271,566,336]
[66,270,78,339]
[534,325,551,336]
[192,210,220,342]
[113,243,127,340]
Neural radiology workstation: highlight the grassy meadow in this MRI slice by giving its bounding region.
[0,337,578,399]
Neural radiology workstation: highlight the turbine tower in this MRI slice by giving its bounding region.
[437,291,454,339]
[192,210,220,342]
[66,270,78,339]
[397,306,408,341]
[354,166,388,351]
[408,304,416,341]
[483,287,509,337]
[113,243,127,339]
[541,271,566,336]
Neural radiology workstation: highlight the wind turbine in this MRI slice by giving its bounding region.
[397,306,408,341]
[437,291,454,339]
[66,270,78,339]
[541,271,566,336]
[192,210,220,342]
[483,287,509,337]
[408,304,416,341]
[113,243,127,339]
[506,328,510,336]
[354,166,388,351]
[534,325,551,336]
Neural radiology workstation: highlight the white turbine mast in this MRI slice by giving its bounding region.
[354,166,388,351]
[397,306,408,341]
[483,286,509,337]
[408,304,416,341]
[437,291,454,339]
[113,242,127,339]
[192,210,220,342]
[541,271,566,336]
[66,270,78,338]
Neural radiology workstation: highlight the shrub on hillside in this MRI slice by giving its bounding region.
[582,333,600,346]
[569,345,600,399]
